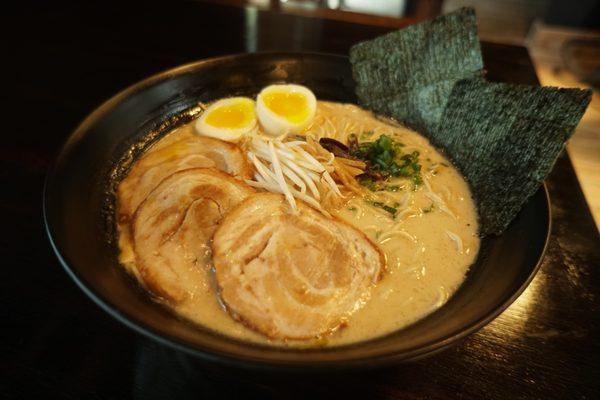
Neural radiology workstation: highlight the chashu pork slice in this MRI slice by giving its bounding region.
[117,136,253,276]
[212,193,385,340]
[118,135,253,224]
[132,168,255,303]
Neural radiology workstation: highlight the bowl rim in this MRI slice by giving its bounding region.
[43,51,552,370]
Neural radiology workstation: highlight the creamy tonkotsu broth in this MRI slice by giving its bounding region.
[116,100,480,347]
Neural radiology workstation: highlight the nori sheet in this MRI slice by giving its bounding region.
[433,80,592,235]
[349,7,592,235]
[350,7,483,134]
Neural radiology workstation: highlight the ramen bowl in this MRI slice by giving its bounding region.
[44,52,549,370]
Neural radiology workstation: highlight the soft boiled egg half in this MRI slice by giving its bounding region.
[256,84,316,137]
[195,97,257,142]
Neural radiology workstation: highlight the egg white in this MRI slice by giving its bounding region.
[195,97,256,142]
[256,84,316,137]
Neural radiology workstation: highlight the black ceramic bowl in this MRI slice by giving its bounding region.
[44,52,550,370]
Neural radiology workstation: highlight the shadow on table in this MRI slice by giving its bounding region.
[131,338,443,399]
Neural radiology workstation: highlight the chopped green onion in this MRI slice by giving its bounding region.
[349,134,422,189]
[365,199,398,218]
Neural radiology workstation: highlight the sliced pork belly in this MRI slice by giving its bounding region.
[132,168,255,303]
[118,136,252,224]
[116,136,252,275]
[212,193,385,340]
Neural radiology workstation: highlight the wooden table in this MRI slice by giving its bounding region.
[4,2,599,398]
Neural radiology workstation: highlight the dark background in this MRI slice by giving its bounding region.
[3,1,600,398]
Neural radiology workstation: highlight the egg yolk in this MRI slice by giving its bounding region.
[262,91,310,124]
[204,101,254,129]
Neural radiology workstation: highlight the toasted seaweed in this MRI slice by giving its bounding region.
[350,7,483,134]
[364,76,486,138]
[349,7,592,235]
[434,79,592,235]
